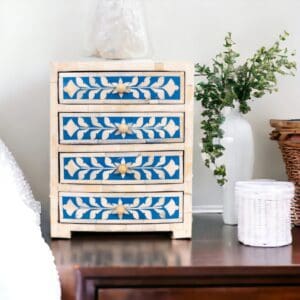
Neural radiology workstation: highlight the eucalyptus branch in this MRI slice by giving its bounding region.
[195,32,296,185]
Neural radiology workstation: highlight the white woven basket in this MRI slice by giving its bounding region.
[236,181,294,247]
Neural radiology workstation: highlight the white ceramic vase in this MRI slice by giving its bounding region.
[220,107,254,225]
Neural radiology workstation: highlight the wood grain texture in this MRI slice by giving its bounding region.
[51,214,300,300]
[96,287,300,300]
[50,61,193,238]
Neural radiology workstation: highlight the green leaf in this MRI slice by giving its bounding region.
[194,31,296,186]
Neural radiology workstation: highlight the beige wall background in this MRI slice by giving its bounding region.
[0,0,299,236]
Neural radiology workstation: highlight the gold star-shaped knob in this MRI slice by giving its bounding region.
[115,203,127,219]
[118,163,128,175]
[118,123,129,134]
[115,83,128,94]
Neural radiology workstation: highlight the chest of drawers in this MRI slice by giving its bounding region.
[50,61,193,239]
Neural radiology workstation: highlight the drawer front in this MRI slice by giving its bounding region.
[59,72,184,104]
[59,192,183,223]
[59,113,184,144]
[60,151,183,184]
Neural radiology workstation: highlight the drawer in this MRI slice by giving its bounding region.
[59,192,183,223]
[60,151,183,184]
[59,72,184,104]
[59,112,184,144]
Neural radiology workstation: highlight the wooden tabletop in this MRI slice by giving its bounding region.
[51,214,300,300]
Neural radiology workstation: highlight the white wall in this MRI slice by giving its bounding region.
[0,0,299,235]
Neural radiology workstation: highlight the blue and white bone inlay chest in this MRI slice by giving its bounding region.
[50,61,193,239]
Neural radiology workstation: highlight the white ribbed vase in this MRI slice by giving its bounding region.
[236,181,294,247]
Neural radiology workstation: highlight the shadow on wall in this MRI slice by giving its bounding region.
[0,0,92,237]
[0,75,50,237]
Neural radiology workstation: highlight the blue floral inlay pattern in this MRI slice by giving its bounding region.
[59,73,183,103]
[60,193,182,223]
[60,113,183,144]
[60,152,183,184]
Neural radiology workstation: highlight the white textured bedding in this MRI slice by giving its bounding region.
[0,139,61,300]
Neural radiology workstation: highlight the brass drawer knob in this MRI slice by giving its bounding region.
[117,163,128,175]
[115,83,129,94]
[118,123,130,134]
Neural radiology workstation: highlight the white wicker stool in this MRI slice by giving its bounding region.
[236,181,294,247]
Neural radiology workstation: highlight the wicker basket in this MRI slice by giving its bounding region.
[236,181,293,247]
[270,119,300,225]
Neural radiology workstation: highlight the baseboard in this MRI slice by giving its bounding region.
[192,205,223,214]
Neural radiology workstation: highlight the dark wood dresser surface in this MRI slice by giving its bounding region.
[50,214,300,300]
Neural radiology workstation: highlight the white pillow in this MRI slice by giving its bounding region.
[0,139,61,300]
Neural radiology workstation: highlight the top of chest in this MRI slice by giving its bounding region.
[51,61,193,105]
